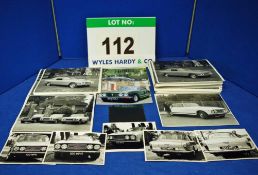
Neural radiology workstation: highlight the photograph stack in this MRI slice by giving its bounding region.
[148,59,224,94]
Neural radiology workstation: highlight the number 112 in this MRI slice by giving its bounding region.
[102,37,134,55]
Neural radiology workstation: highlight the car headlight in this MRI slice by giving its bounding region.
[13,146,19,151]
[94,145,101,150]
[118,93,123,97]
[40,147,47,151]
[123,93,128,96]
[61,144,68,150]
[101,93,106,97]
[130,135,136,140]
[54,144,61,149]
[125,135,130,140]
[108,136,113,140]
[19,146,26,151]
[87,144,93,150]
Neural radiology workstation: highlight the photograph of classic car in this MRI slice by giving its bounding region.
[195,129,258,161]
[103,122,156,151]
[101,68,151,104]
[12,95,94,132]
[43,132,106,164]
[154,60,224,83]
[144,130,205,161]
[33,67,100,94]
[156,94,239,127]
[97,86,152,105]
[0,132,51,163]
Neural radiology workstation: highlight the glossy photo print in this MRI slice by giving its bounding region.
[103,122,156,152]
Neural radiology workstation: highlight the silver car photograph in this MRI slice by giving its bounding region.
[144,130,205,162]
[155,93,239,127]
[12,95,95,132]
[103,122,156,152]
[195,129,258,161]
[33,67,101,95]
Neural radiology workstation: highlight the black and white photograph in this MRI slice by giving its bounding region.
[43,132,106,165]
[155,93,239,127]
[103,122,156,152]
[153,59,224,83]
[12,95,95,132]
[195,129,258,161]
[144,130,205,162]
[33,67,101,95]
[99,68,152,105]
[0,132,52,164]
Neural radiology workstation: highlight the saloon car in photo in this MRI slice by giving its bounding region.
[54,135,101,160]
[100,86,150,103]
[6,133,49,160]
[160,68,212,79]
[40,114,64,123]
[21,114,44,123]
[108,127,145,146]
[149,132,198,157]
[44,77,92,88]
[169,103,228,119]
[199,131,256,154]
[61,114,89,124]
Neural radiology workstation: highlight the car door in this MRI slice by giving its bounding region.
[168,69,180,76]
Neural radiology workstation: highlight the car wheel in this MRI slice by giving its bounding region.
[33,119,37,123]
[189,74,197,79]
[45,82,51,86]
[54,120,58,124]
[163,73,168,77]
[78,120,82,124]
[155,153,164,157]
[133,95,139,102]
[198,111,208,119]
[69,83,77,88]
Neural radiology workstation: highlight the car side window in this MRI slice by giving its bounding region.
[171,69,177,71]
[56,78,62,80]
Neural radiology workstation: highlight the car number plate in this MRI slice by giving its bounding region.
[70,152,84,156]
[25,153,38,157]
[108,97,118,100]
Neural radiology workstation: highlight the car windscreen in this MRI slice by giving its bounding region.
[159,133,188,140]
[17,134,49,142]
[67,135,93,141]
[119,86,139,91]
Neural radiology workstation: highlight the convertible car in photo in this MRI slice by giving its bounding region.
[169,102,228,119]
[198,131,256,154]
[100,86,150,103]
[107,127,145,146]
[44,77,93,88]
[6,133,49,161]
[53,135,102,160]
[61,114,90,124]
[159,68,212,79]
[149,131,198,157]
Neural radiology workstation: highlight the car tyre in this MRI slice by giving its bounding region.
[69,83,77,88]
[132,95,139,102]
[189,74,197,79]
[198,111,208,119]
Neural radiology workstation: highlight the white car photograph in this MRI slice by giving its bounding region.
[156,93,239,127]
[43,132,106,165]
[12,95,94,132]
[33,67,101,95]
[195,129,258,161]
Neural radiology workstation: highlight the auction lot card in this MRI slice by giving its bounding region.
[33,67,101,95]
[11,94,95,132]
[155,93,239,127]
[99,67,152,105]
[103,122,156,152]
[143,130,206,162]
[43,132,106,165]
[195,129,258,161]
[0,132,52,164]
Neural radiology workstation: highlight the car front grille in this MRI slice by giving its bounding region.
[67,143,87,150]
[112,135,126,140]
[106,93,119,97]
[24,146,43,152]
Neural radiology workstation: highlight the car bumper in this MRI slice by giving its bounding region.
[9,152,45,158]
[205,148,256,154]
[109,140,141,144]
[207,113,227,117]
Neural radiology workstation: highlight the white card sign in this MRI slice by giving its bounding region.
[86,17,156,67]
